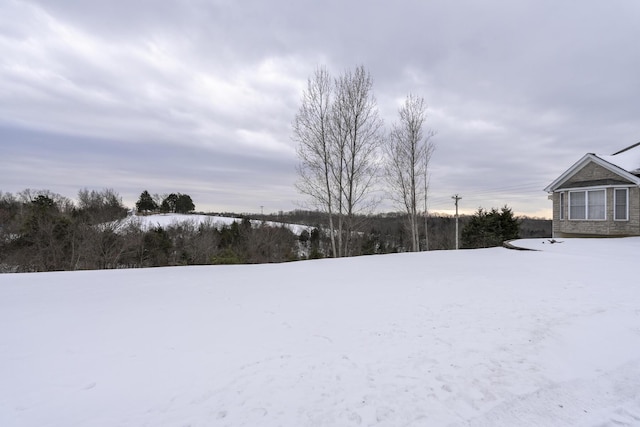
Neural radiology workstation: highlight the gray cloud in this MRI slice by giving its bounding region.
[1,0,639,217]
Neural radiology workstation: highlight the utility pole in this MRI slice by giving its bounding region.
[424,163,429,252]
[452,194,461,250]
[423,207,429,252]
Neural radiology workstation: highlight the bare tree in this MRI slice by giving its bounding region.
[294,66,337,255]
[77,188,128,224]
[294,65,383,257]
[385,94,435,251]
[332,66,384,256]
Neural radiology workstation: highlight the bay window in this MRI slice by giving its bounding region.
[587,190,605,219]
[569,191,586,219]
[569,189,605,220]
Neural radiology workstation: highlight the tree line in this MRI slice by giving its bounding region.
[253,209,550,253]
[0,188,551,272]
[135,190,195,214]
[0,189,299,272]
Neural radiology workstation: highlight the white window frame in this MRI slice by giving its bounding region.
[569,190,586,220]
[568,188,607,221]
[614,187,629,221]
[559,192,565,220]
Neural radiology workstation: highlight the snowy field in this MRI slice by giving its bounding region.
[1,238,640,426]
[118,213,310,235]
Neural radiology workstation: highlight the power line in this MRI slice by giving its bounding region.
[427,181,548,210]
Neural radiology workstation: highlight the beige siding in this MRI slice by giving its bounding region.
[561,161,625,185]
[552,160,640,237]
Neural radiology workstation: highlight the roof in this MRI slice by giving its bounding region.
[544,142,640,193]
[599,141,640,175]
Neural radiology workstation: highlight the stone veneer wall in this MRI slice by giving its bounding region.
[552,161,640,237]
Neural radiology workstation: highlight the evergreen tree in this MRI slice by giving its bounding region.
[160,193,178,213]
[497,206,520,241]
[160,193,195,213]
[462,205,520,248]
[136,190,158,213]
[175,194,195,213]
[142,226,172,266]
[19,193,73,271]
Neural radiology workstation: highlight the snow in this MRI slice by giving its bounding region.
[599,149,640,175]
[122,213,243,229]
[117,213,310,235]
[1,238,640,426]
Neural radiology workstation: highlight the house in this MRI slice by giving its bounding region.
[544,142,640,237]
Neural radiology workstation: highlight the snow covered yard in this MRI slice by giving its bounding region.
[1,238,639,426]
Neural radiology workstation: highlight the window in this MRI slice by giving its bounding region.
[569,191,586,219]
[614,188,628,221]
[559,192,565,220]
[588,190,605,219]
[569,189,606,220]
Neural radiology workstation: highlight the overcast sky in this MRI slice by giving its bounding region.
[1,0,639,217]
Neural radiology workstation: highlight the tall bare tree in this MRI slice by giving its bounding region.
[331,66,384,256]
[385,94,435,251]
[293,66,338,256]
[294,65,383,257]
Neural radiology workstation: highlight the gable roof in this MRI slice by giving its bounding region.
[545,144,640,193]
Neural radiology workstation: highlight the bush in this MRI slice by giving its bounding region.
[462,205,520,248]
[211,248,243,265]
